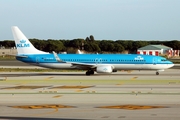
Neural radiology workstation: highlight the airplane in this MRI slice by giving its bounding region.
[11,26,174,75]
[77,49,83,54]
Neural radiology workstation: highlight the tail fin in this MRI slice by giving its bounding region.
[77,49,82,54]
[11,26,48,55]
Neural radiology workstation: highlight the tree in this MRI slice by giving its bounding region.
[99,40,115,52]
[165,40,180,50]
[116,40,133,51]
[113,43,124,52]
[84,42,101,52]
[85,35,95,42]
[89,35,95,41]
[68,39,84,49]
[30,39,47,51]
[1,40,15,48]
[44,40,64,53]
[132,41,149,52]
[85,37,90,42]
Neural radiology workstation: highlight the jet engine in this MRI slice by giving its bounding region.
[96,65,113,73]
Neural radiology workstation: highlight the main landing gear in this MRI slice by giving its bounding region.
[156,71,159,75]
[86,70,94,76]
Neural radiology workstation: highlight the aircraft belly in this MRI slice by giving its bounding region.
[37,63,75,69]
[114,64,172,70]
[114,64,146,70]
[32,63,172,70]
[150,64,172,70]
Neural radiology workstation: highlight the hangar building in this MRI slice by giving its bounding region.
[137,45,172,56]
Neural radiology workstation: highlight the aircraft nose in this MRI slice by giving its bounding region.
[168,61,174,68]
[170,63,174,67]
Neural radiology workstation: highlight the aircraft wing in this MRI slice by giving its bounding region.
[52,51,96,69]
[70,62,96,69]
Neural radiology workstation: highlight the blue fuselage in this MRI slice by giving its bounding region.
[16,54,173,70]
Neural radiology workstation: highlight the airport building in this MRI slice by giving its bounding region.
[137,45,179,58]
[0,47,17,56]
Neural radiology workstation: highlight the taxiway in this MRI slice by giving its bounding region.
[0,68,180,120]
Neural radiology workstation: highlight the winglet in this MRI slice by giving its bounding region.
[52,51,64,62]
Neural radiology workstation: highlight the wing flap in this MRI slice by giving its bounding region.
[71,62,96,68]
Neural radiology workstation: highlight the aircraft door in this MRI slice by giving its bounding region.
[140,59,146,69]
[36,57,40,64]
[153,57,157,65]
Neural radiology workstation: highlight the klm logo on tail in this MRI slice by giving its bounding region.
[16,40,30,47]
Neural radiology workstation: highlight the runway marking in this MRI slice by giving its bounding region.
[50,85,93,89]
[98,104,166,110]
[1,85,50,90]
[44,77,54,80]
[11,104,75,109]
[76,90,84,92]
[131,77,138,80]
[52,95,62,98]
[11,104,74,117]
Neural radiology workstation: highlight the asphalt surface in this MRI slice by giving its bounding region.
[0,60,29,66]
[0,60,180,120]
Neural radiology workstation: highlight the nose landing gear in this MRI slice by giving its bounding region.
[155,70,164,75]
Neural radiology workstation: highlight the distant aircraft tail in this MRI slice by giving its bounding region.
[77,49,82,54]
[11,26,48,55]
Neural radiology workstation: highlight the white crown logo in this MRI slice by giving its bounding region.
[20,40,26,43]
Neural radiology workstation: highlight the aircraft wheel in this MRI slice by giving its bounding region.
[156,72,159,75]
[86,71,90,76]
[90,70,94,75]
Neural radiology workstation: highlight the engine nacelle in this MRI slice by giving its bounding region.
[96,65,113,73]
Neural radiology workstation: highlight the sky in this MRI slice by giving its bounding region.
[1,0,180,41]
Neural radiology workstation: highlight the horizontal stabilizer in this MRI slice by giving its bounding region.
[5,54,28,58]
[16,55,28,58]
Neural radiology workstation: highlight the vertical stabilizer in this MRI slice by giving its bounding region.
[11,26,48,54]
